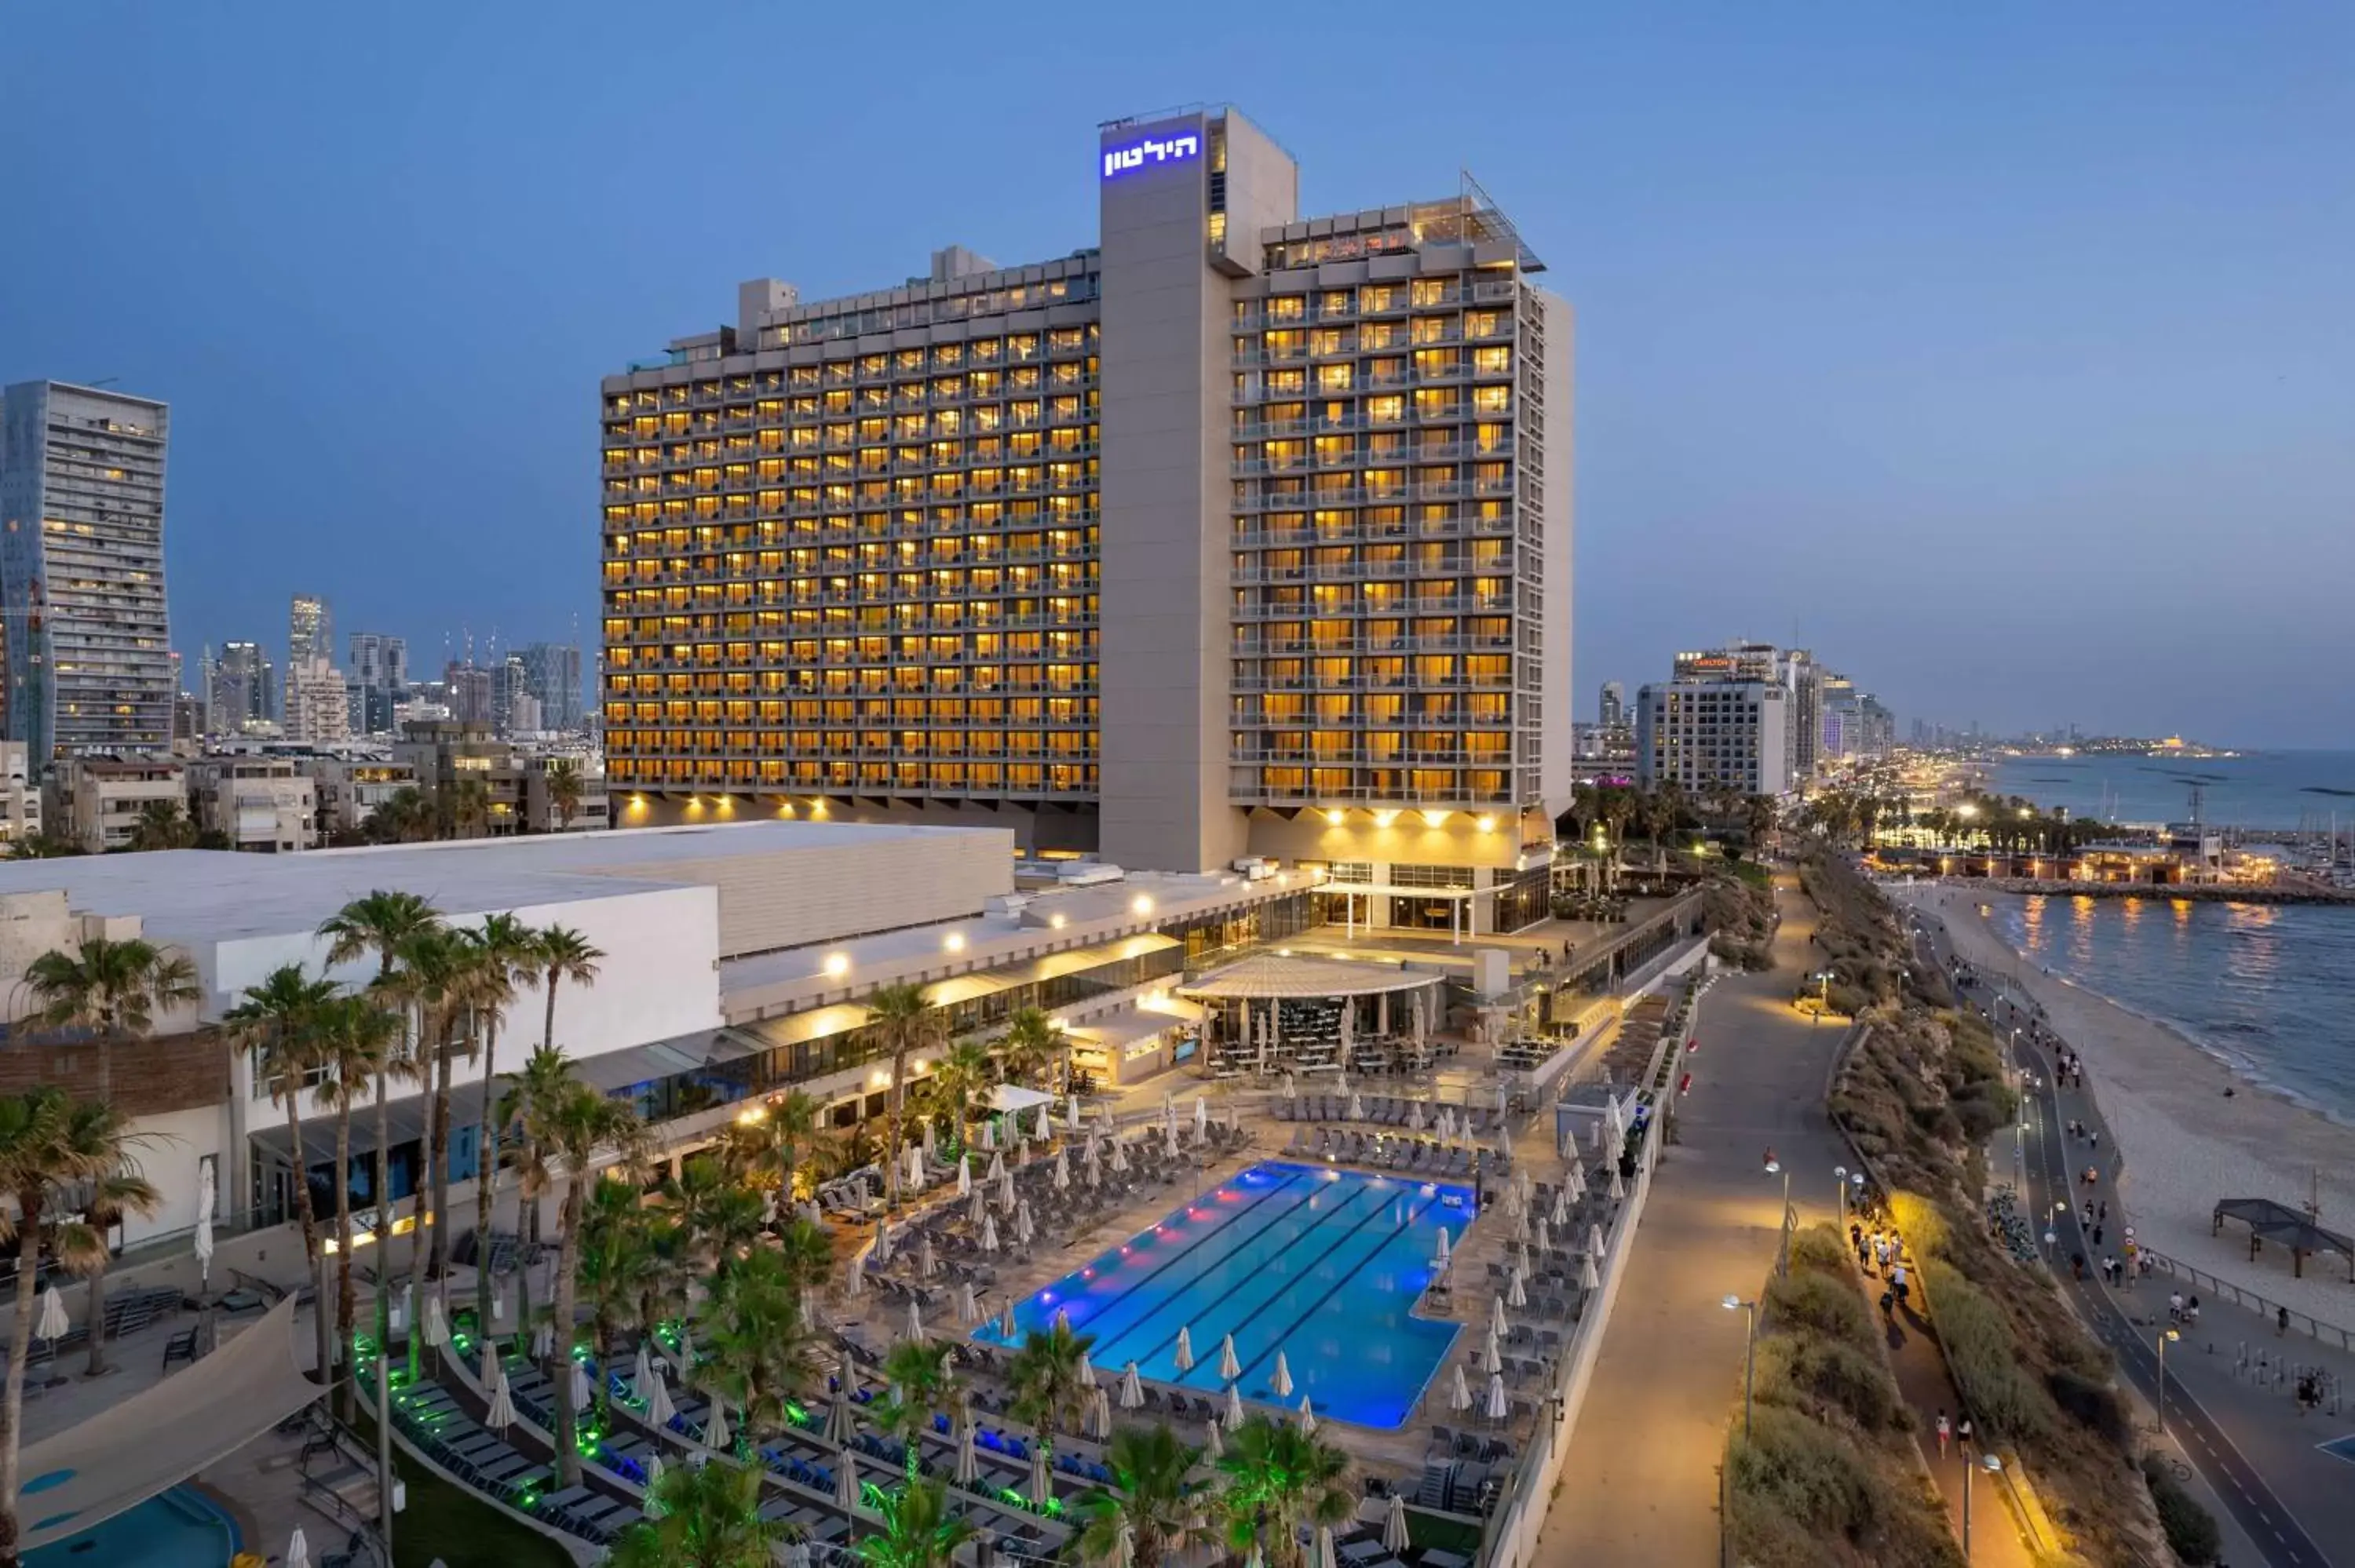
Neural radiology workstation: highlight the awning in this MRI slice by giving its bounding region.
[735,1003,874,1052]
[571,1028,752,1092]
[926,972,1015,1008]
[983,933,1181,990]
[986,1083,1055,1114]
[1181,953,1443,1001]
[19,1295,323,1551]
[1067,1004,1199,1050]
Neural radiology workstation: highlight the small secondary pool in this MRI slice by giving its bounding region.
[26,1484,239,1568]
[973,1161,1471,1428]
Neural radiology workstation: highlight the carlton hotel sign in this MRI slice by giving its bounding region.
[1101,131,1199,179]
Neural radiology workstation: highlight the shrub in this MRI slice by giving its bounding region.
[1727,1406,1960,1568]
[1922,1260,2056,1443]
[1756,1334,1904,1435]
[1767,1270,1875,1351]
[2049,1366,2132,1449]
[1788,1222,1855,1278]
[2141,1453,2222,1565]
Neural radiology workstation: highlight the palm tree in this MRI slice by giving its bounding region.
[313,992,397,1418]
[378,925,472,1376]
[926,1038,995,1152]
[438,776,492,840]
[874,1338,955,1482]
[20,936,197,1374]
[1217,1414,1353,1568]
[543,760,586,833]
[576,1177,659,1428]
[224,964,341,1260]
[997,1006,1062,1092]
[513,1053,644,1486]
[126,798,199,851]
[465,913,539,1340]
[1742,793,1778,850]
[608,1454,792,1568]
[865,982,934,1210]
[7,833,84,859]
[0,1088,159,1566]
[771,1214,835,1296]
[716,1088,819,1215]
[666,1154,765,1277]
[533,924,603,1055]
[496,1041,580,1338]
[366,786,436,845]
[698,1246,822,1442]
[856,1477,975,1568]
[1079,1424,1211,1568]
[1006,1318,1095,1489]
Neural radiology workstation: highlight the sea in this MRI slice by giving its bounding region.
[1988,749,2355,833]
[1988,892,2355,1128]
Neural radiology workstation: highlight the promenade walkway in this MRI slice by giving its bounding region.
[1916,910,2350,1568]
[1538,877,1853,1566]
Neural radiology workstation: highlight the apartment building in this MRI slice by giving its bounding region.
[0,381,176,759]
[522,753,611,833]
[1634,680,1791,797]
[0,741,41,844]
[188,757,317,852]
[601,107,1572,932]
[284,655,351,743]
[304,756,418,840]
[392,720,522,837]
[46,756,188,851]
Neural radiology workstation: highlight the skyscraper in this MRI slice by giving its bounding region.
[1597,680,1625,729]
[285,656,351,743]
[210,641,273,732]
[289,593,333,669]
[0,381,175,759]
[444,660,495,727]
[347,633,408,735]
[518,641,584,732]
[601,108,1573,925]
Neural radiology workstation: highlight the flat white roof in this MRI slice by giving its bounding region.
[0,821,993,949]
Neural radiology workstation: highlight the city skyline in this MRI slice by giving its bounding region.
[5,9,2351,746]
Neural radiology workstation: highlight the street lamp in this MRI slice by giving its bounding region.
[1809,970,1833,1025]
[1835,1164,1849,1231]
[1963,1450,2003,1559]
[1765,1157,1793,1276]
[2157,1327,2182,1435]
[1722,1293,1758,1439]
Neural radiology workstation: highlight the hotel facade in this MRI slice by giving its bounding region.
[601,107,1573,935]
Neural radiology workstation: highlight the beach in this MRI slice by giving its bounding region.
[1893,884,2355,1331]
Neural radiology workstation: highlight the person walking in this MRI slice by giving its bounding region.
[1935,1409,1952,1458]
[1956,1415,1974,1457]
[1890,1261,1910,1306]
[2277,1304,2290,1337]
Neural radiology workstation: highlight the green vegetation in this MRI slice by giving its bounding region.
[350,1406,575,1568]
[2140,1453,2222,1566]
[1703,870,1778,970]
[1724,1222,1957,1568]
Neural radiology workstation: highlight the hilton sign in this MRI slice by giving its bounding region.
[1101,132,1200,179]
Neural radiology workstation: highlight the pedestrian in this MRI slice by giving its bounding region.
[2098,1201,2108,1223]
[1891,1262,1910,1304]
[2277,1304,2289,1337]
[1880,1287,1896,1321]
[2103,1255,2118,1285]
[2089,1129,2100,1152]
[2070,1251,2085,1280]
[1935,1409,1951,1457]
[2091,1223,2103,1248]
[2138,1253,2153,1282]
[2169,1291,2184,1322]
[1957,1415,1973,1457]
[2185,1295,2200,1325]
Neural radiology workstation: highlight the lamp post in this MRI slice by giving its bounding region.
[1964,1450,2003,1559]
[2157,1326,2182,1435]
[1836,1164,1849,1233]
[1722,1293,1758,1439]
[1809,970,1833,1025]
[1765,1158,1793,1276]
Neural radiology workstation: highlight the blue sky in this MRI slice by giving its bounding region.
[4,4,2349,744]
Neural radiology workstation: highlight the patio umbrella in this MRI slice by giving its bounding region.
[1564,1161,1586,1200]
[569,1357,592,1414]
[1498,1129,1514,1163]
[1195,1096,1209,1140]
[1334,1067,1349,1098]
[647,1367,677,1426]
[874,1214,893,1264]
[1247,1549,1265,1568]
[1411,994,1427,1049]
[1384,1493,1411,1554]
[1218,1334,1241,1381]
[1078,1343,1098,1387]
[958,1154,973,1197]
[632,1340,653,1398]
[824,1391,858,1446]
[392,1283,411,1335]
[1163,1123,1181,1161]
[1481,1327,1502,1376]
[1054,1149,1070,1190]
[958,1282,980,1327]
[1120,1361,1145,1410]
[1407,1100,1425,1132]
[1101,1103,1117,1132]
[1485,1371,1509,1423]
[1317,1525,1338,1568]
[1607,1168,1626,1202]
[1550,1187,1572,1227]
[955,1424,979,1484]
[987,1151,1006,1183]
[705,1397,731,1451]
[999,1167,1018,1209]
[1083,1387,1104,1439]
[981,1118,997,1152]
[1084,1153,1101,1189]
[1511,1209,1530,1245]
[1174,1326,1196,1373]
[1580,1252,1601,1290]
[1111,1140,1130,1174]
[1037,1105,1053,1142]
[1489,1295,1509,1338]
[1533,1216,1552,1254]
[1586,1223,1606,1260]
[1298,1395,1317,1436]
[1436,1108,1455,1142]
[908,1143,927,1192]
[1339,1005,1354,1060]
[1068,1095,1083,1133]
[1448,1364,1473,1413]
[1506,1267,1528,1311]
[1204,1414,1224,1460]
[1029,1442,1053,1507]
[1225,1381,1247,1428]
[905,1299,926,1344]
[999,1299,1017,1340]
[643,1454,667,1516]
[1433,1227,1451,1267]
[1014,1204,1035,1247]
[485,1369,516,1431]
[286,1527,310,1568]
[194,1160,215,1296]
[923,1119,937,1158]
[968,1188,987,1223]
[847,1253,867,1298]
[918,1234,937,1280]
[1514,1240,1533,1277]
[1272,1350,1294,1398]
[1517,1166,1534,1205]
[838,1450,863,1513]
[1348,1092,1364,1121]
[1055,1306,1072,1332]
[980,1214,1000,1253]
[35,1287,67,1345]
[1015,1131,1031,1166]
[1500,1183,1521,1220]
[1496,1082,1510,1117]
[1095,1386,1115,1439]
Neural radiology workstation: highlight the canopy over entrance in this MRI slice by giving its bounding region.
[2212,1198,2355,1280]
[17,1295,323,1551]
[1181,953,1440,1001]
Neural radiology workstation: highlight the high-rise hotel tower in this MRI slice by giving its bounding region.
[602,108,1572,934]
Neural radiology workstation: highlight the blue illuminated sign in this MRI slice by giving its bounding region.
[1101,132,1200,180]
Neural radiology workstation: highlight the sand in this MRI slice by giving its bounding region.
[1892,884,2355,1332]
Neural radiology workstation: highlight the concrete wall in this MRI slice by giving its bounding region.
[1535,288,1575,815]
[1241,811,1531,871]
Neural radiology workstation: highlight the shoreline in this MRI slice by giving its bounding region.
[1891,884,2355,1332]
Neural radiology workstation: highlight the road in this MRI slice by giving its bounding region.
[1911,906,2348,1568]
[1535,876,1858,1564]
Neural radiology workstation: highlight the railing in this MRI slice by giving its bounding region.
[2138,1249,2355,1352]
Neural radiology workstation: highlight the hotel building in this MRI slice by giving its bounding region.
[1634,680,1792,797]
[601,107,1572,934]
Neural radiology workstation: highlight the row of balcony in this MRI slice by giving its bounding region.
[1225,279,1522,331]
[1230,364,1512,403]
[1229,325,1513,364]
[1232,633,1518,655]
[604,508,1101,540]
[1228,514,1521,546]
[606,543,1097,580]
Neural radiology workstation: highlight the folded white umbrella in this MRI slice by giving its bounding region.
[647,1366,677,1426]
[981,1118,997,1152]
[1348,1092,1364,1121]
[643,1453,667,1517]
[1094,1385,1115,1438]
[998,1169,1018,1211]
[35,1287,67,1344]
[999,1299,1017,1340]
[838,1449,862,1511]
[1433,1227,1451,1267]
[1608,1168,1627,1201]
[1384,1492,1411,1553]
[1120,1361,1145,1410]
[1506,1268,1528,1310]
[286,1526,310,1568]
[632,1341,653,1398]
[924,1118,939,1158]
[705,1395,730,1450]
[958,1282,980,1326]
[1218,1334,1241,1381]
[824,1389,858,1446]
[874,1214,894,1264]
[1297,1395,1316,1436]
[1272,1350,1294,1398]
[1174,1326,1196,1373]
[1054,1150,1071,1190]
[1029,1442,1052,1507]
[987,1151,1006,1183]
[1317,1525,1339,1568]
[485,1369,516,1431]
[1163,1124,1181,1161]
[1083,1387,1104,1439]
[424,1293,448,1350]
[955,1424,979,1483]
[1448,1363,1473,1413]
[1014,1205,1035,1247]
[1204,1414,1224,1460]
[908,1143,927,1192]
[1564,1161,1586,1199]
[1533,1216,1552,1254]
[958,1154,972,1196]
[1408,1100,1425,1132]
[1501,1183,1522,1220]
[1037,1105,1053,1142]
[1586,1223,1606,1260]
[1195,1096,1209,1137]
[847,1253,867,1298]
[1225,1381,1246,1428]
[1111,1140,1130,1174]
[1550,1187,1572,1227]
[1486,1370,1509,1422]
[569,1357,592,1414]
[1488,1295,1508,1338]
[980,1214,1000,1253]
[905,1299,926,1344]
[1067,1096,1083,1132]
[1511,1209,1530,1245]
[968,1189,986,1223]
[918,1234,937,1280]
[1078,1344,1097,1387]
[1481,1328,1502,1375]
[1579,1252,1601,1291]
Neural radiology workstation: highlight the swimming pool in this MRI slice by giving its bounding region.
[973,1161,1472,1428]
[25,1484,239,1567]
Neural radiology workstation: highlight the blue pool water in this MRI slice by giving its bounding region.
[26,1484,239,1567]
[973,1161,1472,1428]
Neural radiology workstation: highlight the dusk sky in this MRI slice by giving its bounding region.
[5,5,2349,745]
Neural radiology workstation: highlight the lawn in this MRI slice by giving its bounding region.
[349,1409,576,1568]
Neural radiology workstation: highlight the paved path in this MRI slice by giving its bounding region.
[1537,876,1852,1565]
[1914,910,2350,1568]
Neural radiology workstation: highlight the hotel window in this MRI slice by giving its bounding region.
[1317,364,1354,392]
[1268,296,1305,322]
[1367,396,1405,425]
[1473,346,1513,376]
